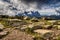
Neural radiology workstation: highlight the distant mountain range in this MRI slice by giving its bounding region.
[16,11,60,19]
[0,0,60,19]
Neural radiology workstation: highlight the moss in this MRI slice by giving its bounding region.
[57,36,60,40]
[24,27,43,40]
[0,20,14,28]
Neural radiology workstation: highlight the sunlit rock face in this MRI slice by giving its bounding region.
[0,0,60,16]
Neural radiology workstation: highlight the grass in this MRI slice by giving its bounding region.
[57,36,60,40]
[23,27,44,40]
[0,18,60,40]
[0,19,14,28]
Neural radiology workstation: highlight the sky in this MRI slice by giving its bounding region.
[0,0,60,16]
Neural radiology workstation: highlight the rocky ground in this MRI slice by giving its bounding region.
[0,23,33,40]
[1,29,33,40]
[0,18,60,40]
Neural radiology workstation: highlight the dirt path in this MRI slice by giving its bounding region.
[0,28,33,40]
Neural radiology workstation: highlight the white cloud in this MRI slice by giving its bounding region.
[39,9,55,12]
[0,0,60,16]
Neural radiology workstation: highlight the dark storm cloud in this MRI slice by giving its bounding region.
[21,0,60,5]
[21,0,49,4]
[21,0,60,9]
[2,0,60,10]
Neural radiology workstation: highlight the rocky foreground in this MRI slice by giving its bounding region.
[0,18,60,40]
[0,23,33,40]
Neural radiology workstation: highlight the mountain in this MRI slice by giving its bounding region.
[16,11,60,19]
[16,11,41,18]
[0,0,60,19]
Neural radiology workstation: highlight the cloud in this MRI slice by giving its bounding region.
[0,0,60,16]
[21,0,60,4]
[21,0,60,8]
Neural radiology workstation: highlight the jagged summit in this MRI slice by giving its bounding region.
[16,11,41,18]
[16,11,60,19]
[0,0,60,18]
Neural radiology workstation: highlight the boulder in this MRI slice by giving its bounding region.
[39,22,45,25]
[43,32,54,40]
[0,31,9,38]
[23,16,31,20]
[53,25,60,30]
[58,22,60,25]
[43,25,52,29]
[28,23,34,28]
[0,23,5,31]
[0,31,8,36]
[57,25,60,30]
[20,23,34,30]
[53,25,58,29]
[32,25,42,30]
[34,29,54,35]
[48,20,56,23]
[20,25,28,31]
[31,17,39,22]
